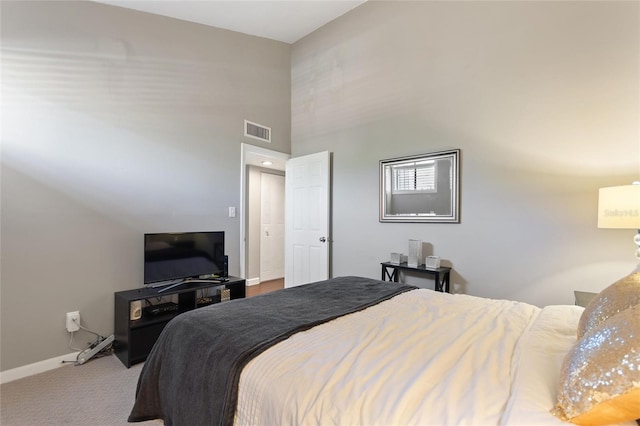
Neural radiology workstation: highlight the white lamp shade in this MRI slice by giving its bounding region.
[598,185,640,229]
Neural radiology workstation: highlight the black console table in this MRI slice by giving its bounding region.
[114,277,245,367]
[381,262,451,293]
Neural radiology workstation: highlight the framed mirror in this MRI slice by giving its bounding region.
[379,149,460,223]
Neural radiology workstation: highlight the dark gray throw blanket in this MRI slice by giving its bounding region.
[128,276,416,426]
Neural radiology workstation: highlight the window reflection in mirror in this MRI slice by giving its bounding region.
[380,150,459,223]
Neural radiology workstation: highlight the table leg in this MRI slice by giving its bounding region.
[434,272,442,292]
[381,266,398,282]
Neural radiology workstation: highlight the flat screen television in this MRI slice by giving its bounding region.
[144,231,226,285]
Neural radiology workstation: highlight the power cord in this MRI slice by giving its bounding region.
[67,331,84,352]
[62,317,113,365]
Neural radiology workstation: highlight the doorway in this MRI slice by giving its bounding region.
[260,173,285,281]
[240,144,290,286]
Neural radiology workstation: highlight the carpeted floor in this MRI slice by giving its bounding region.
[1,354,162,426]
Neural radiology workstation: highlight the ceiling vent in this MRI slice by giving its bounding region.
[244,120,271,143]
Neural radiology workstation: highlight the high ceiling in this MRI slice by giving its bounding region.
[92,0,366,44]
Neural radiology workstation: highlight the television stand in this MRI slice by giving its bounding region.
[114,276,245,367]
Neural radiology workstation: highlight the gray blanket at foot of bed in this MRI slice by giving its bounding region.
[128,276,416,426]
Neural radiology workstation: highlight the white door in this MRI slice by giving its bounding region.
[260,173,285,282]
[285,151,331,288]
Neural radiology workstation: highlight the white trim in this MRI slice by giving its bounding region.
[0,352,79,384]
[246,277,261,286]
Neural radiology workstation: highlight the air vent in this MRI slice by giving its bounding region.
[244,120,271,143]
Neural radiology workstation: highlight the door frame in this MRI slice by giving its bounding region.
[240,143,290,283]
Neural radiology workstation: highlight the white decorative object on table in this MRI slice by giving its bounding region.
[408,240,422,267]
[390,253,402,264]
[425,256,441,269]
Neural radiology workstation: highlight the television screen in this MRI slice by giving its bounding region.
[144,232,225,284]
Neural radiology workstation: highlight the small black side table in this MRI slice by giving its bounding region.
[381,261,452,293]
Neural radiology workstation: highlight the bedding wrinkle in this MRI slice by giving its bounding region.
[421,296,538,423]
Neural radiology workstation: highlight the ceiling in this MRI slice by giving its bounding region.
[92,0,366,44]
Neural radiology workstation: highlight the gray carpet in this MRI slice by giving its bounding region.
[1,355,162,426]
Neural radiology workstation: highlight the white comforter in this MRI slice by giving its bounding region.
[235,289,583,425]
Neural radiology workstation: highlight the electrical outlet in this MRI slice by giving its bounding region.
[66,311,80,332]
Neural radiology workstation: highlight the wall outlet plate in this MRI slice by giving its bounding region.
[66,311,80,332]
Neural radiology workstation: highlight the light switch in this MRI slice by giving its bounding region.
[229,207,236,218]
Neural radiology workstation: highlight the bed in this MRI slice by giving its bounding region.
[128,275,640,426]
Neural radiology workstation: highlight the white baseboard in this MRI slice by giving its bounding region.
[246,277,260,286]
[0,352,79,384]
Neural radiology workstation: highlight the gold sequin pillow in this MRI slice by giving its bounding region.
[551,304,640,425]
[577,272,640,339]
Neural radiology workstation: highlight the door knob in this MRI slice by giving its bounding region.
[319,237,326,242]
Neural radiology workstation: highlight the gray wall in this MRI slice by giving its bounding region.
[291,1,639,304]
[1,1,291,371]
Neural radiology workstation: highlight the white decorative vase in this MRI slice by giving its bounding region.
[408,239,422,267]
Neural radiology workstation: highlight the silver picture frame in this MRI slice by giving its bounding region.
[379,149,460,223]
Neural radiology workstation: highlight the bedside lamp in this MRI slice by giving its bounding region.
[598,183,640,259]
